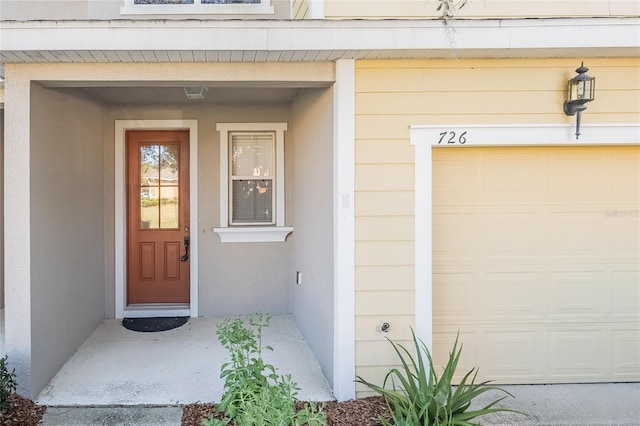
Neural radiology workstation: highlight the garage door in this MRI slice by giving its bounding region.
[432,146,639,384]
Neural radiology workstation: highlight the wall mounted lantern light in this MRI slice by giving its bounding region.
[563,62,596,140]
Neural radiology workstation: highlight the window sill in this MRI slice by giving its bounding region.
[214,226,293,243]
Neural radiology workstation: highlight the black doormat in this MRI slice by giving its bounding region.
[122,316,189,332]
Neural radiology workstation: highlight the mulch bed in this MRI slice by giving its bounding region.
[1,394,46,426]
[182,396,391,426]
[2,393,390,426]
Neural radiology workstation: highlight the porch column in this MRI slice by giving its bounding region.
[3,65,34,397]
[333,58,355,401]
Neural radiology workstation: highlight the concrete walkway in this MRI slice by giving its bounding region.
[39,383,640,425]
[475,382,640,425]
[41,406,183,426]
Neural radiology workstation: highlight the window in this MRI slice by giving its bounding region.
[230,132,275,225]
[121,0,274,15]
[214,123,292,243]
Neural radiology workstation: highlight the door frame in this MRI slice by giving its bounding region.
[115,120,199,319]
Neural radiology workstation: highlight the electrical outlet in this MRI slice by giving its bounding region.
[296,271,302,285]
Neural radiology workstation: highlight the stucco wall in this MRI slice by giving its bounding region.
[290,87,335,386]
[103,103,294,317]
[325,0,639,19]
[29,84,106,397]
[0,109,4,309]
[0,0,292,20]
[353,57,640,394]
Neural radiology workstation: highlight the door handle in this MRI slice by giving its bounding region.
[181,235,190,262]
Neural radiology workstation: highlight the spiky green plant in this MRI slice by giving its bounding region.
[357,330,524,425]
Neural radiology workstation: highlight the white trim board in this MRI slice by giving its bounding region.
[410,123,640,350]
[1,18,637,59]
[114,120,199,319]
[333,59,356,401]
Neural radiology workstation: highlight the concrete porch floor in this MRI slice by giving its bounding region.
[35,315,334,406]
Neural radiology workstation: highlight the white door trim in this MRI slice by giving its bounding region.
[114,120,199,319]
[410,123,640,350]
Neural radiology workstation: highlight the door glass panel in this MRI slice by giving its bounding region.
[139,143,180,229]
[160,189,179,229]
[160,144,179,186]
[140,188,160,228]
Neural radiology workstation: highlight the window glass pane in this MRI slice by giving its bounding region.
[160,144,179,186]
[140,145,160,229]
[139,143,180,229]
[160,188,179,229]
[203,0,260,3]
[231,133,274,177]
[135,0,194,4]
[140,145,160,186]
[232,180,272,223]
[140,188,160,229]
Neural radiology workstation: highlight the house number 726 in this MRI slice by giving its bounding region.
[438,131,467,144]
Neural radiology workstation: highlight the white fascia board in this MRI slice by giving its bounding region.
[0,18,638,56]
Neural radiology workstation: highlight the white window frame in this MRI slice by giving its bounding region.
[214,122,292,243]
[229,131,276,226]
[121,0,274,15]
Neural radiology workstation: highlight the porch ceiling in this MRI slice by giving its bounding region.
[0,17,639,86]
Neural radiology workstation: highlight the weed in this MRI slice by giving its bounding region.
[203,314,325,426]
[0,355,17,415]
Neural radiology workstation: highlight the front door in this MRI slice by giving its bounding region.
[126,130,190,304]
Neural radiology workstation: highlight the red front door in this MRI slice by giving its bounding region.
[126,130,190,304]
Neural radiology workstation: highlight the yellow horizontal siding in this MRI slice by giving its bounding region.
[355,266,414,291]
[356,290,415,315]
[353,57,640,397]
[356,62,640,93]
[356,216,414,241]
[355,315,416,340]
[356,191,415,216]
[356,113,629,139]
[355,139,414,164]
[356,340,414,366]
[356,241,414,266]
[355,164,414,191]
[326,0,638,19]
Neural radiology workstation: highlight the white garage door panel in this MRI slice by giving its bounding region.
[433,146,640,384]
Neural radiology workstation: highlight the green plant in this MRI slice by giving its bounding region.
[0,355,17,415]
[437,0,468,24]
[203,314,325,426]
[356,330,524,426]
